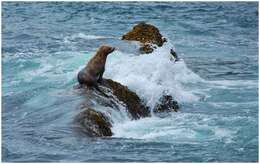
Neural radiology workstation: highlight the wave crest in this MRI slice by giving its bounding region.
[105,41,205,109]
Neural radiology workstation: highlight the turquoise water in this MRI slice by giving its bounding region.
[2,2,258,162]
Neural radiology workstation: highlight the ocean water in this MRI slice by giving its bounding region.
[2,2,258,162]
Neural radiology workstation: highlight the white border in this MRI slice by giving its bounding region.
[0,0,259,164]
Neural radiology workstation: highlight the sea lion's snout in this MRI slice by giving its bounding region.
[99,45,116,54]
[109,47,116,53]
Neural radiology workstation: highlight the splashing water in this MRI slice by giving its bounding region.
[105,41,205,109]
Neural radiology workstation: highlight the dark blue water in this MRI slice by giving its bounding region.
[2,2,258,162]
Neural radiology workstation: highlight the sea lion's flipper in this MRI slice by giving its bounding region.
[97,69,105,84]
[77,69,85,84]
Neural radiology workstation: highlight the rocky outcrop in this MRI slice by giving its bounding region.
[74,108,112,137]
[122,22,167,54]
[122,23,180,61]
[74,78,151,137]
[74,24,181,137]
[74,79,181,137]
[74,81,181,137]
[154,95,179,113]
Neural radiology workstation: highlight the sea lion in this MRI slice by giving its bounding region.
[78,45,115,93]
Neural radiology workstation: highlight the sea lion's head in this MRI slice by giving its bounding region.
[99,45,116,56]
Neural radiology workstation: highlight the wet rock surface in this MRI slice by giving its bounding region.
[76,78,151,119]
[73,78,152,137]
[102,79,151,119]
[122,22,166,54]
[74,108,112,137]
[154,95,179,113]
[74,79,180,137]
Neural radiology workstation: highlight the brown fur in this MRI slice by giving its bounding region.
[78,45,115,87]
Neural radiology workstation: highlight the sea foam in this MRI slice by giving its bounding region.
[105,41,205,109]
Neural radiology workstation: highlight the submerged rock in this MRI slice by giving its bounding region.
[154,95,179,113]
[74,108,112,137]
[122,22,167,54]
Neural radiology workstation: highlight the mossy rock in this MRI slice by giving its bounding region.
[122,22,166,54]
[74,108,112,137]
[103,79,151,119]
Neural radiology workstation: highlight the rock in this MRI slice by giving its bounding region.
[154,95,179,113]
[122,23,180,61]
[122,22,166,54]
[170,49,179,61]
[74,108,112,137]
[102,79,151,119]
[74,79,179,137]
[76,78,151,120]
[139,43,154,54]
[74,78,151,137]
